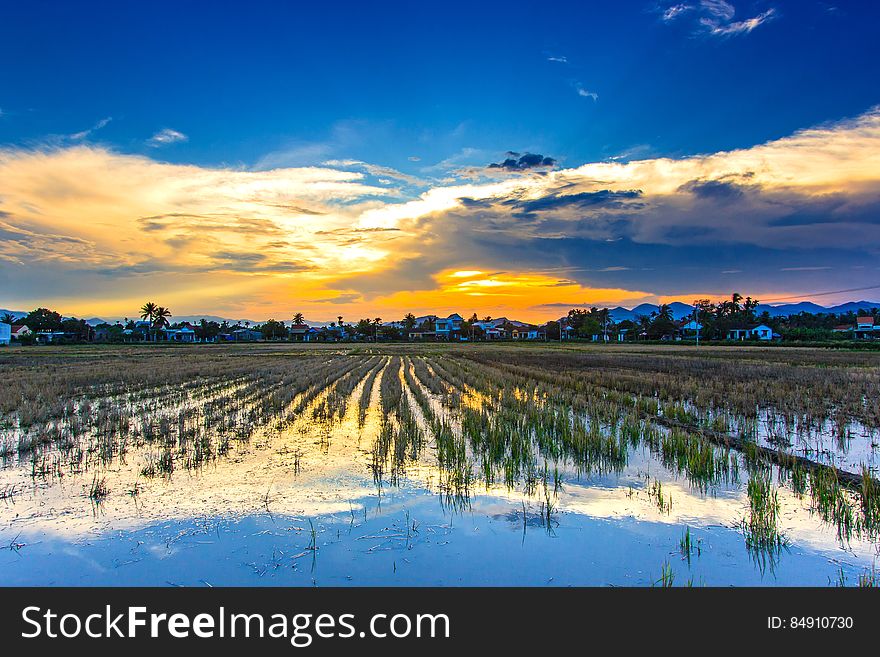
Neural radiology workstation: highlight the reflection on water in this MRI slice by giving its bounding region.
[1,353,878,586]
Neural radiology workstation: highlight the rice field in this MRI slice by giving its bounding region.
[1,342,879,586]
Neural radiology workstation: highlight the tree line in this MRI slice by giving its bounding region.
[4,293,879,344]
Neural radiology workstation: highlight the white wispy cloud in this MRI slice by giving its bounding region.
[575,84,598,101]
[660,1,776,37]
[323,158,427,186]
[148,128,188,146]
[661,3,692,21]
[69,116,112,140]
[701,0,736,21]
[701,8,776,36]
[547,55,568,63]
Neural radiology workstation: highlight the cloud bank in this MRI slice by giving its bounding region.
[1,107,879,320]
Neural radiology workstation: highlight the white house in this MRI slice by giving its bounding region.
[0,322,10,345]
[10,324,31,339]
[726,323,774,341]
[164,327,195,342]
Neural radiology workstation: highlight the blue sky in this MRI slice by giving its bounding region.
[2,1,876,170]
[1,1,880,320]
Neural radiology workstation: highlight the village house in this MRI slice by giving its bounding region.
[726,323,775,341]
[473,318,510,339]
[10,324,31,340]
[831,317,879,339]
[407,313,466,341]
[122,320,153,341]
[93,324,120,342]
[289,323,318,342]
[163,325,196,342]
[854,316,878,339]
[480,325,507,339]
[679,319,702,337]
[511,326,546,340]
[408,327,439,340]
[230,328,263,342]
[434,313,464,339]
[34,331,74,344]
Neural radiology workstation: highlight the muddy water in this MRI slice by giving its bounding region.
[1,355,878,586]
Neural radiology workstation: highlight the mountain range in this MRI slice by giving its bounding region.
[606,300,880,322]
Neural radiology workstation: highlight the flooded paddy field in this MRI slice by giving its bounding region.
[1,343,879,586]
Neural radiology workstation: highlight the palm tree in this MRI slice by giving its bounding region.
[403,313,417,330]
[1,312,15,324]
[153,307,172,339]
[373,317,382,341]
[140,302,158,341]
[293,312,305,325]
[140,302,157,324]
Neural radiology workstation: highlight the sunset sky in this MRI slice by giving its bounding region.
[2,1,880,322]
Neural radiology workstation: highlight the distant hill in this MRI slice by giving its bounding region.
[825,301,880,315]
[754,301,880,317]
[609,302,701,322]
[607,300,880,322]
[0,309,27,321]
[754,301,827,316]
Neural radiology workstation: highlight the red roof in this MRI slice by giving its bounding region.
[857,316,875,325]
[10,324,28,331]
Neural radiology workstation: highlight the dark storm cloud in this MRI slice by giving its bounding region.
[488,152,557,171]
[677,179,746,200]
[514,189,643,212]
